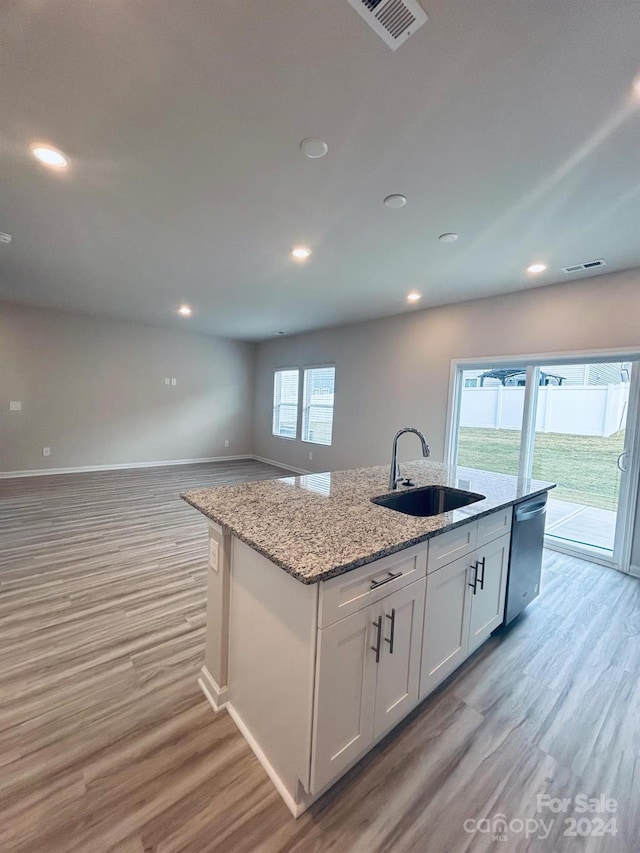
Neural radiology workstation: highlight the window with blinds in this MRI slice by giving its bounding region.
[272,369,299,439]
[302,366,335,446]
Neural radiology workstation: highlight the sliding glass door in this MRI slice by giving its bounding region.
[532,362,631,557]
[448,356,639,570]
[456,367,526,477]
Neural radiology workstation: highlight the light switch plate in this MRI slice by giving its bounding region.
[171,377,177,386]
[42,447,51,457]
[10,401,22,411]
[164,377,171,385]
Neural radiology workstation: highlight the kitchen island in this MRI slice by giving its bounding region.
[183,460,554,816]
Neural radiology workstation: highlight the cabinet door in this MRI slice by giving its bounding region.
[311,605,378,793]
[419,554,473,700]
[374,578,426,739]
[467,533,510,655]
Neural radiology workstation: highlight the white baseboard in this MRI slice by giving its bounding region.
[1,452,308,479]
[226,702,307,818]
[630,564,640,579]
[198,665,228,712]
[250,454,310,475]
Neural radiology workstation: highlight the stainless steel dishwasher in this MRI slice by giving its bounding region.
[505,494,548,625]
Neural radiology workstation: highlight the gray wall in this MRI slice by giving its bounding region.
[1,301,254,472]
[252,269,640,571]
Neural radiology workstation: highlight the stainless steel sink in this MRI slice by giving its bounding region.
[371,485,485,517]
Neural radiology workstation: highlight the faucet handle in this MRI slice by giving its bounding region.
[400,478,415,487]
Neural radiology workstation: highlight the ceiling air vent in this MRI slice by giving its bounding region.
[345,0,428,50]
[561,259,607,274]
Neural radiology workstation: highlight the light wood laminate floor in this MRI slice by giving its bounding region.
[1,461,639,853]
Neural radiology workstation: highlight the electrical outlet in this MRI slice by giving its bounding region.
[308,451,313,461]
[10,401,22,411]
[171,377,177,386]
[224,440,229,447]
[42,447,51,457]
[164,377,171,385]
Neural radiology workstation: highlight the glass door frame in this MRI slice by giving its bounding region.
[445,349,640,573]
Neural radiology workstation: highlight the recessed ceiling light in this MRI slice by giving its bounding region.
[291,246,312,260]
[439,232,459,243]
[526,263,547,274]
[300,138,328,159]
[406,291,421,302]
[177,304,192,316]
[31,144,69,169]
[384,194,407,208]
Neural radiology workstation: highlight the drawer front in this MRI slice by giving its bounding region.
[427,521,477,574]
[319,544,428,629]
[477,507,513,548]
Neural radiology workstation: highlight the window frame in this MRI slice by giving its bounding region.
[301,364,336,447]
[271,367,300,441]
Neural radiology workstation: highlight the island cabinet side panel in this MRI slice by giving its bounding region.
[228,539,319,802]
[203,523,231,704]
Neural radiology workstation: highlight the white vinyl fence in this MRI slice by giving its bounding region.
[460,384,629,437]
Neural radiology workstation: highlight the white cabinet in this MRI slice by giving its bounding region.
[311,604,378,792]
[311,577,426,794]
[373,579,426,738]
[467,534,510,654]
[427,522,477,573]
[313,512,514,795]
[419,531,511,698]
[318,543,427,629]
[477,507,512,548]
[419,553,473,699]
[216,505,525,816]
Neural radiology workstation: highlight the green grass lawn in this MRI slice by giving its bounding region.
[457,427,625,511]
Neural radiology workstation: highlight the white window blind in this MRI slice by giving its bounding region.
[302,367,335,446]
[272,369,299,438]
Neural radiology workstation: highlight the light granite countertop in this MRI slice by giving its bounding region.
[182,460,555,584]
[182,460,554,584]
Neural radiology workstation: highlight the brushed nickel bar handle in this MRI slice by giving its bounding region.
[370,570,403,590]
[477,557,486,591]
[371,617,383,663]
[469,563,478,595]
[384,608,396,654]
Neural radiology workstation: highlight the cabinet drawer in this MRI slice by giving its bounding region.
[427,521,477,574]
[318,544,427,629]
[477,507,513,547]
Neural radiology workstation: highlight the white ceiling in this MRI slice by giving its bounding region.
[1,0,639,340]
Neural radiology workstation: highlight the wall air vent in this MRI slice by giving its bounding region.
[345,0,428,50]
[561,259,607,274]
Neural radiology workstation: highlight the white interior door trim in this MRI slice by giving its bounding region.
[519,366,540,481]
[451,345,640,371]
[444,361,463,467]
[614,360,640,572]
